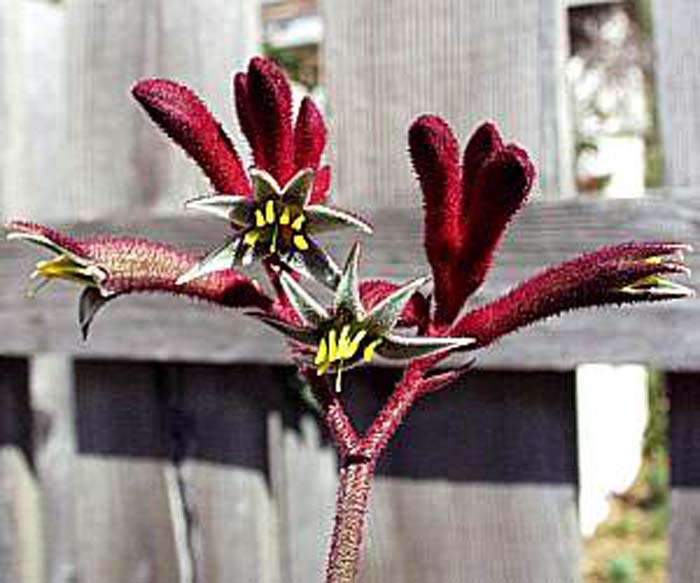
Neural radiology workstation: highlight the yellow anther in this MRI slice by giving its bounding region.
[293,235,309,251]
[315,337,328,366]
[317,361,330,376]
[280,206,291,225]
[645,256,663,265]
[291,214,306,231]
[244,230,260,247]
[363,338,383,363]
[328,329,338,362]
[338,325,352,358]
[348,329,367,355]
[265,200,276,224]
[255,209,266,228]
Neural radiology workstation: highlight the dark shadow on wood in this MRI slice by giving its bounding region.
[0,358,33,469]
[343,367,578,485]
[668,373,700,487]
[74,361,577,485]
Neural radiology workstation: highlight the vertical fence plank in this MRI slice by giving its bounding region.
[30,354,77,583]
[268,384,337,583]
[652,0,700,189]
[668,372,700,582]
[323,0,572,207]
[74,361,179,583]
[65,0,259,220]
[0,358,41,583]
[175,364,280,583]
[343,368,580,583]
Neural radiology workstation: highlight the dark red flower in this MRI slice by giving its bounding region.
[409,117,535,325]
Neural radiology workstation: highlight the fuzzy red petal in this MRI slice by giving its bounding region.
[132,79,251,196]
[309,165,332,204]
[233,72,264,169]
[456,144,536,303]
[461,121,503,210]
[246,57,296,185]
[451,242,692,347]
[294,96,327,171]
[359,279,430,328]
[408,115,463,324]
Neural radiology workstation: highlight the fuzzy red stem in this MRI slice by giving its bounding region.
[325,460,375,583]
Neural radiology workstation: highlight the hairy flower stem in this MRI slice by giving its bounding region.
[326,460,375,583]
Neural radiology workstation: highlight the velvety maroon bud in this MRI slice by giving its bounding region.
[309,165,332,204]
[132,79,251,196]
[451,242,693,347]
[233,72,264,169]
[457,144,536,302]
[408,115,463,324]
[359,279,430,328]
[461,121,503,207]
[295,96,326,171]
[246,57,296,185]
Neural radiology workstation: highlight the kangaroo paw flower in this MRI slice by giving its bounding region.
[452,241,694,347]
[6,221,270,338]
[250,243,474,392]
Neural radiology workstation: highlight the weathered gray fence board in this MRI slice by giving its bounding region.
[61,0,259,221]
[0,358,41,583]
[343,369,579,583]
[30,354,77,583]
[1,195,697,368]
[652,0,700,189]
[73,361,180,583]
[175,364,280,583]
[323,0,572,205]
[668,373,700,583]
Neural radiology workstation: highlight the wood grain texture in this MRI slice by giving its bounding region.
[668,373,700,583]
[1,195,697,369]
[0,359,41,583]
[652,0,700,189]
[343,369,579,582]
[73,361,180,583]
[173,364,281,583]
[62,0,259,221]
[323,0,573,205]
[30,354,78,583]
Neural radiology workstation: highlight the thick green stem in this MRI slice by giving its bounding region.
[325,460,375,583]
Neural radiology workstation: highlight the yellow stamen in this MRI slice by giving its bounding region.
[317,361,330,376]
[265,200,276,224]
[255,209,266,227]
[348,329,367,356]
[328,329,338,362]
[244,230,260,247]
[293,235,309,251]
[315,337,328,366]
[645,256,663,265]
[337,325,352,358]
[280,206,291,225]
[36,256,93,285]
[363,338,383,363]
[291,214,306,231]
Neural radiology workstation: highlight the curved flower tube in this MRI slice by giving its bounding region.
[5,221,271,338]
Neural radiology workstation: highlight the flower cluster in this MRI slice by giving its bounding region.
[4,56,693,394]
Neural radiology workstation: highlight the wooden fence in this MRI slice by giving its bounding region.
[1,1,699,582]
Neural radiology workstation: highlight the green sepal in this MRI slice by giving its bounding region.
[283,239,341,289]
[250,168,281,203]
[376,333,475,361]
[175,237,242,284]
[365,275,431,334]
[250,312,319,346]
[333,242,364,317]
[79,287,114,340]
[279,271,330,326]
[305,205,373,235]
[620,275,694,298]
[184,194,252,227]
[280,168,315,207]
